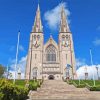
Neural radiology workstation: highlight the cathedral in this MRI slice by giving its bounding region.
[25,4,76,80]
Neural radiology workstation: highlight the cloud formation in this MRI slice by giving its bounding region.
[44,2,70,31]
[19,45,25,51]
[76,65,100,80]
[9,45,25,52]
[76,58,100,80]
[9,56,100,80]
[9,56,27,79]
[76,58,86,69]
[93,38,100,46]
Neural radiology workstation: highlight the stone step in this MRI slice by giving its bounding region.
[28,80,100,100]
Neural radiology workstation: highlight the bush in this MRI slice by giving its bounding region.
[0,79,29,100]
[0,92,4,100]
[29,82,37,91]
[0,79,43,100]
[86,83,100,91]
[89,86,100,91]
[37,81,41,87]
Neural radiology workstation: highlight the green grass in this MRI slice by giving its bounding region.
[73,80,84,85]
[0,79,43,88]
[72,80,86,88]
[66,79,100,91]
[68,80,100,86]
[83,80,100,86]
[7,79,26,87]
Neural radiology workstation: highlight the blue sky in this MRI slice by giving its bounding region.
[0,0,100,69]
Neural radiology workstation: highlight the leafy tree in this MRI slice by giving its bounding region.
[0,64,5,78]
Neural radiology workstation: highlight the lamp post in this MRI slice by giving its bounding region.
[90,49,95,86]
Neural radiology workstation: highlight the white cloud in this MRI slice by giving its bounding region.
[76,65,100,80]
[19,45,25,51]
[76,58,86,69]
[9,45,25,52]
[93,38,100,46]
[9,56,27,79]
[75,58,100,80]
[44,2,70,30]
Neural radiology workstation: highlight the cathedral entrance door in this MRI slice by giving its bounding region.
[48,75,55,80]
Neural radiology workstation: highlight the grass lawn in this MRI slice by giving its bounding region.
[83,80,100,86]
[0,79,43,88]
[66,79,100,91]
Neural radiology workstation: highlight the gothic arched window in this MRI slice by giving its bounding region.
[46,45,56,62]
[32,67,37,79]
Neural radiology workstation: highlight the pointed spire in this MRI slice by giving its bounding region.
[32,3,43,33]
[60,5,70,33]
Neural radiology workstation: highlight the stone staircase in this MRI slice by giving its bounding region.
[28,80,100,100]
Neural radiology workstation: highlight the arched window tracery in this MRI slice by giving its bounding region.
[46,45,56,62]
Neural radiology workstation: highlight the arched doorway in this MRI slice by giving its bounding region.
[48,75,55,80]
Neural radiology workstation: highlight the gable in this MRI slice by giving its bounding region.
[44,37,58,51]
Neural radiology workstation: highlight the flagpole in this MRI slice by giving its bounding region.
[7,64,9,79]
[14,31,20,84]
[90,49,95,86]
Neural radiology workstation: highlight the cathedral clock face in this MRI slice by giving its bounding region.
[62,35,70,47]
[32,35,40,48]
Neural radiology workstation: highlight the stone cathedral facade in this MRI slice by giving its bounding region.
[25,4,76,80]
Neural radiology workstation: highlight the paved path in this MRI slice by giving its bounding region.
[28,80,100,100]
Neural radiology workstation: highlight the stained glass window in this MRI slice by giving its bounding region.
[46,45,56,62]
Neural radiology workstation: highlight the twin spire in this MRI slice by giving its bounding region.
[32,4,43,32]
[32,3,70,33]
[60,6,70,32]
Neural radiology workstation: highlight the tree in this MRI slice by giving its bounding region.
[0,64,5,78]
